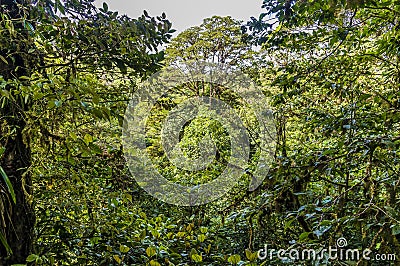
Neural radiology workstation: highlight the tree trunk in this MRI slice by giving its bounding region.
[0,0,36,263]
[0,118,35,264]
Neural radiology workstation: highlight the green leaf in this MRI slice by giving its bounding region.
[190,248,198,257]
[55,0,65,14]
[23,21,35,34]
[119,244,130,253]
[54,100,62,107]
[0,231,12,255]
[48,100,56,109]
[245,249,258,262]
[88,143,103,155]
[0,55,8,65]
[91,108,104,120]
[84,134,93,145]
[245,249,252,260]
[313,225,331,238]
[103,2,108,12]
[151,229,160,238]
[198,234,206,242]
[81,101,90,109]
[113,254,122,264]
[227,254,241,264]
[299,232,311,241]
[200,226,208,233]
[146,246,156,257]
[391,224,400,235]
[149,260,161,266]
[139,229,146,240]
[26,254,39,262]
[69,132,77,140]
[92,93,100,105]
[191,254,203,263]
[0,166,16,204]
[0,147,5,157]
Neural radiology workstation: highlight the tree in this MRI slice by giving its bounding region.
[0,0,172,263]
[166,16,256,66]
[164,15,263,102]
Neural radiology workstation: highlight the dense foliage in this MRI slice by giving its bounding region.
[0,0,399,265]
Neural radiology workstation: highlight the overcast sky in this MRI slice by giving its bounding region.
[94,0,265,34]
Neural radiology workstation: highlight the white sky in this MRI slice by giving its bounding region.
[94,0,264,34]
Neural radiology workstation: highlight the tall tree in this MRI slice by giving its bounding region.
[166,16,254,66]
[165,16,261,97]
